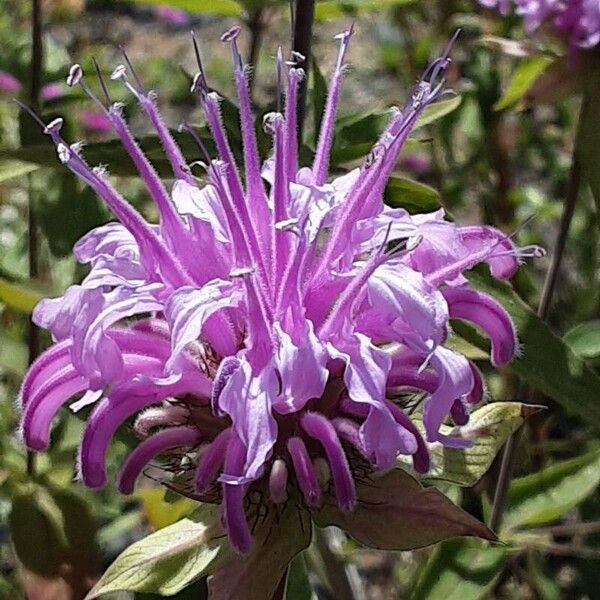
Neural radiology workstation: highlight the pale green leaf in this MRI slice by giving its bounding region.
[503,450,600,530]
[415,95,462,129]
[411,538,508,600]
[402,403,537,487]
[316,0,416,20]
[0,277,43,314]
[494,55,555,111]
[0,159,39,183]
[564,321,600,359]
[86,504,229,598]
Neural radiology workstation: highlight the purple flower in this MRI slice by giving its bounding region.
[80,109,113,133]
[479,0,600,53]
[0,70,22,94]
[154,5,191,26]
[19,29,538,554]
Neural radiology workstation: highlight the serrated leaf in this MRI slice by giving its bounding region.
[313,469,496,551]
[494,55,555,111]
[461,271,600,430]
[564,321,600,359]
[384,175,440,213]
[409,403,537,487]
[411,538,507,600]
[503,450,600,530]
[87,504,229,598]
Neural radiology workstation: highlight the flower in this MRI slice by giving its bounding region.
[0,70,65,100]
[19,27,539,556]
[154,5,191,26]
[479,0,600,54]
[80,109,113,133]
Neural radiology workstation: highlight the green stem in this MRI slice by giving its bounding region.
[489,144,582,533]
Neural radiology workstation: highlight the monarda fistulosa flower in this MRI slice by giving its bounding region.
[19,26,539,573]
[479,0,600,55]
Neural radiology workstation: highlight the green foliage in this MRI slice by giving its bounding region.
[503,450,600,530]
[385,175,440,213]
[87,504,229,598]
[411,538,508,600]
[564,321,600,359]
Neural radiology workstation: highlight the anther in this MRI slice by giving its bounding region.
[67,64,83,87]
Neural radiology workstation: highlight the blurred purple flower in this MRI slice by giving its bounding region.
[80,109,112,133]
[19,29,539,554]
[41,82,64,101]
[0,70,22,94]
[154,5,191,26]
[400,153,432,174]
[479,0,600,53]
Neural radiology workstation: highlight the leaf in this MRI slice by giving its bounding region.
[409,403,538,487]
[87,504,229,598]
[285,554,312,600]
[8,484,69,578]
[0,159,39,183]
[461,271,600,430]
[564,321,600,359]
[411,538,508,600]
[127,0,243,16]
[415,95,462,129]
[384,176,440,213]
[478,36,536,58]
[135,488,197,530]
[315,0,417,20]
[208,503,311,600]
[503,450,600,530]
[313,469,496,551]
[0,334,28,376]
[0,277,43,313]
[494,55,555,111]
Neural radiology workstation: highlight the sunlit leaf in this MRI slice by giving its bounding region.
[315,0,416,20]
[87,504,228,598]
[313,469,496,551]
[0,277,43,314]
[411,538,508,600]
[503,450,600,530]
[494,55,555,111]
[135,488,197,530]
[127,0,243,16]
[399,403,539,487]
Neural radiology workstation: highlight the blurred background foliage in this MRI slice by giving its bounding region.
[0,0,599,598]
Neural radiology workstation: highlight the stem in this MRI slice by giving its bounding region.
[489,148,582,533]
[529,520,600,537]
[292,0,315,142]
[26,0,44,479]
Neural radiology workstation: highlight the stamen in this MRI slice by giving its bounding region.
[195,427,231,492]
[66,63,83,87]
[287,436,321,507]
[268,458,288,503]
[91,57,112,105]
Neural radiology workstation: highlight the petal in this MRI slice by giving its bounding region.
[443,286,518,367]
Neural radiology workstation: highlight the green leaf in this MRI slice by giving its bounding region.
[315,0,416,20]
[494,55,555,111]
[0,277,43,313]
[313,469,496,551]
[8,484,69,578]
[564,321,600,359]
[0,159,39,183]
[87,504,229,598]
[460,271,600,430]
[127,0,243,16]
[384,176,440,213]
[414,403,538,487]
[503,450,600,530]
[411,538,508,600]
[0,333,28,376]
[285,554,312,600]
[415,95,462,129]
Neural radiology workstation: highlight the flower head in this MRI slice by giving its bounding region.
[19,30,538,553]
[479,0,600,55]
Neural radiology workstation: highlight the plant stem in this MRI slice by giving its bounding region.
[489,150,582,533]
[292,0,315,141]
[26,0,44,479]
